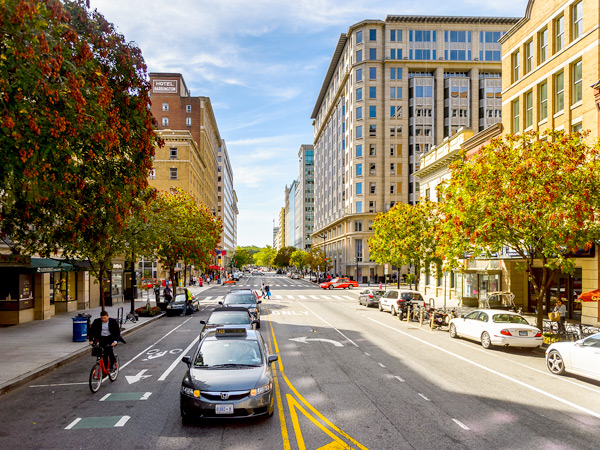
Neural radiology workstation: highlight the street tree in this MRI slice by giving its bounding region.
[0,0,159,258]
[273,246,296,268]
[369,200,442,289]
[231,247,253,269]
[253,246,276,268]
[289,250,309,272]
[307,246,327,280]
[438,130,600,330]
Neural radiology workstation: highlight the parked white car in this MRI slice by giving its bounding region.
[546,332,600,381]
[378,289,425,317]
[448,309,542,349]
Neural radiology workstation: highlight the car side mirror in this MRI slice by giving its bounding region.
[460,314,465,318]
[200,320,206,325]
[575,339,584,346]
[218,301,223,305]
[181,355,191,367]
[257,300,262,304]
[268,355,278,363]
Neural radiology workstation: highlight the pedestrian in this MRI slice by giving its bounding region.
[553,299,567,333]
[163,285,172,303]
[261,281,266,299]
[265,283,271,300]
[379,282,382,290]
[184,288,194,315]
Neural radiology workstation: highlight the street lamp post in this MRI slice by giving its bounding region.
[354,257,359,283]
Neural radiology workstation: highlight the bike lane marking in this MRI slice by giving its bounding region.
[65,415,130,429]
[157,336,199,381]
[99,392,152,401]
[368,317,600,421]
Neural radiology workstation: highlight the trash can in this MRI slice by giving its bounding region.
[72,313,92,342]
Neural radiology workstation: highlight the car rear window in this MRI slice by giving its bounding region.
[372,290,384,296]
[492,314,529,325]
[207,311,251,325]
[224,294,255,304]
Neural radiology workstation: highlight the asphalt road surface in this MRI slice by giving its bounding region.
[1,274,599,449]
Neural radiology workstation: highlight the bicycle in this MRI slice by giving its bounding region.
[89,344,119,393]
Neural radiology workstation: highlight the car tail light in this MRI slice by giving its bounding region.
[368,294,373,298]
[396,300,404,306]
[500,329,512,336]
[535,332,542,337]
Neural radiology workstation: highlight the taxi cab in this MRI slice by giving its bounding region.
[180,326,278,422]
[319,277,359,290]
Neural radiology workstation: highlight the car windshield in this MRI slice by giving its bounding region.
[400,293,422,301]
[372,290,384,296]
[173,294,186,304]
[224,294,255,305]
[207,311,251,325]
[492,314,529,325]
[194,340,262,367]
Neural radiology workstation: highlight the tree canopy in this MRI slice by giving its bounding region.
[273,246,296,268]
[253,246,276,267]
[0,0,159,256]
[231,247,253,268]
[438,130,600,329]
[289,250,309,271]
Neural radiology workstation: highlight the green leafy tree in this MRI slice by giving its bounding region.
[253,246,276,268]
[273,246,296,268]
[239,245,261,256]
[231,247,253,268]
[369,201,442,289]
[307,246,327,277]
[289,250,309,271]
[438,131,600,330]
[0,0,159,257]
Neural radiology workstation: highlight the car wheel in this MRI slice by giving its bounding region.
[391,306,397,316]
[449,323,458,338]
[348,285,353,289]
[328,285,333,290]
[378,302,383,311]
[398,311,404,320]
[481,331,493,349]
[547,350,566,375]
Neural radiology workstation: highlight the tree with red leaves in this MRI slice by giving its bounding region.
[438,130,600,330]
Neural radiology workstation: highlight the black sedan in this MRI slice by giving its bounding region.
[166,294,199,316]
[358,289,385,307]
[200,307,257,339]
[219,290,261,328]
[180,327,278,422]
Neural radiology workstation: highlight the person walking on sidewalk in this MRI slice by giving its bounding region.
[88,311,125,369]
[264,283,271,300]
[553,299,567,333]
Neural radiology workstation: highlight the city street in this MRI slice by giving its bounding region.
[0,274,599,449]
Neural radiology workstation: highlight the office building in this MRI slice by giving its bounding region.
[295,145,315,250]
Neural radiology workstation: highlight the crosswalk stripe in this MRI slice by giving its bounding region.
[287,295,295,299]
[332,296,344,300]
[298,295,307,299]
[343,296,354,300]
[273,294,282,299]
[215,296,223,301]
[321,295,331,300]
[310,295,319,299]
[203,296,212,301]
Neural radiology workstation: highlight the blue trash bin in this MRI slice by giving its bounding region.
[72,317,88,342]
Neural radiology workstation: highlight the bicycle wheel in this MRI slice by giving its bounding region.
[89,363,102,393]
[109,355,119,382]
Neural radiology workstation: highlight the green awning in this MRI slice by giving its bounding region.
[29,258,73,273]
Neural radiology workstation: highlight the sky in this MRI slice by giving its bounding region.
[91,0,529,246]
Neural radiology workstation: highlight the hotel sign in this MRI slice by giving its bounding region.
[152,79,178,94]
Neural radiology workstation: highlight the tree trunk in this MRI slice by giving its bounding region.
[98,264,106,311]
[170,266,176,298]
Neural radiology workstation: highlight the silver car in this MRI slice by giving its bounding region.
[180,327,278,422]
[358,289,385,307]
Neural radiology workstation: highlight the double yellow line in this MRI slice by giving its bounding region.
[266,305,369,450]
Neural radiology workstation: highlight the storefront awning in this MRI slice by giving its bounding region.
[29,258,73,273]
[208,265,224,270]
[578,289,600,302]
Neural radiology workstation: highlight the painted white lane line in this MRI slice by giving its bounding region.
[295,300,360,348]
[452,418,470,430]
[65,418,81,430]
[378,363,386,368]
[31,382,88,388]
[114,416,130,427]
[99,393,111,402]
[364,352,371,356]
[120,317,194,371]
[418,393,430,401]
[368,317,600,420]
[395,376,405,382]
[204,296,212,301]
[158,335,199,381]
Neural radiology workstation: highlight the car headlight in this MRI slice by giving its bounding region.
[181,386,200,398]
[250,383,271,397]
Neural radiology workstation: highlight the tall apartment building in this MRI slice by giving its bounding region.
[312,15,518,282]
[276,207,286,250]
[217,140,239,268]
[294,145,315,250]
[499,0,599,327]
[286,180,297,248]
[272,225,279,249]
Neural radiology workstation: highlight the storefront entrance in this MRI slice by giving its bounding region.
[528,268,582,320]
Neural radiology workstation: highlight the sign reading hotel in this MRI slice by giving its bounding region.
[152,79,178,94]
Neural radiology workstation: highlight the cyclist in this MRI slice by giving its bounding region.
[89,310,125,369]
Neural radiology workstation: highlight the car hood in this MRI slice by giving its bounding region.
[189,366,264,391]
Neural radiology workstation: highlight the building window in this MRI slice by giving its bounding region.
[186,117,191,126]
[390,105,402,118]
[369,105,376,118]
[356,144,363,157]
[555,71,564,113]
[356,182,363,195]
[356,88,362,101]
[354,221,363,232]
[369,29,376,41]
[390,163,396,174]
[356,202,363,214]
[356,68,362,82]
[369,163,376,174]
[525,40,533,74]
[170,167,178,180]
[539,81,548,120]
[355,239,363,261]
[555,15,564,53]
[162,103,169,111]
[390,184,395,194]
[356,106,363,120]
[390,29,396,41]
[356,50,362,63]
[369,145,376,156]
[572,122,583,133]
[572,60,582,105]
[369,87,376,99]
[170,147,178,159]
[149,169,156,180]
[162,117,169,126]
[369,48,376,60]
[186,104,191,113]
[369,203,376,214]
[390,145,395,156]
[512,99,520,132]
[539,28,548,64]
[369,182,376,194]
[356,126,363,139]
[369,125,376,137]
[512,50,520,82]
[356,164,363,176]
[572,1,583,40]
[356,30,363,44]
[525,91,533,128]
[369,67,376,80]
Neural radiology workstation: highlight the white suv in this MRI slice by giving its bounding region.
[378,289,425,318]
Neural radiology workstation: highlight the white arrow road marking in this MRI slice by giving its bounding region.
[288,337,344,347]
[125,369,152,385]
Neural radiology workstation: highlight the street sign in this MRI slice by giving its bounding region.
[384,264,389,275]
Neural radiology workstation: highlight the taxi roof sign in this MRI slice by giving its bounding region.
[215,327,247,337]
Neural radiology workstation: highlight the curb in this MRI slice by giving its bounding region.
[0,312,165,396]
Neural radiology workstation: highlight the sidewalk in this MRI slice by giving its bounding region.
[0,284,211,395]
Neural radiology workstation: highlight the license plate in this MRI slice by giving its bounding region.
[519,331,527,336]
[216,404,234,414]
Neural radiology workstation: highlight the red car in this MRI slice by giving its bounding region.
[319,278,358,290]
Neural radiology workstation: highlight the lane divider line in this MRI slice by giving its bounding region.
[418,393,430,401]
[158,336,199,381]
[452,418,470,430]
[294,300,360,348]
[114,415,130,427]
[64,418,81,430]
[378,363,386,368]
[395,376,405,383]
